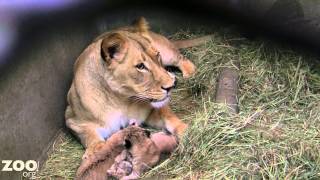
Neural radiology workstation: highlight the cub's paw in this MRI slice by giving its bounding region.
[151,132,178,153]
[82,141,105,160]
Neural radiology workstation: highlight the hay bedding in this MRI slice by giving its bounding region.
[38,29,320,179]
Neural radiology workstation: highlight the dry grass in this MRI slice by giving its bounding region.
[38,29,320,179]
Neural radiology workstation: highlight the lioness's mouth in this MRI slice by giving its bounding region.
[150,96,170,109]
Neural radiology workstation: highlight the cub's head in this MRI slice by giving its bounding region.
[100,31,175,108]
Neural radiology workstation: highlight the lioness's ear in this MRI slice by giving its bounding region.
[132,17,149,33]
[101,33,128,64]
[131,17,153,42]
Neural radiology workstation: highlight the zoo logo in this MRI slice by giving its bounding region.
[1,160,39,179]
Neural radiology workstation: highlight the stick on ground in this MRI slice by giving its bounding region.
[215,61,240,114]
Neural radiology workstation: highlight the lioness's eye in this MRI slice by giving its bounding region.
[136,63,147,70]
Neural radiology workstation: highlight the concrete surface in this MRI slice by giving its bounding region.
[0,19,96,179]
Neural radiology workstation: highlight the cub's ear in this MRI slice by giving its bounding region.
[101,33,128,63]
[124,139,132,149]
[144,129,151,138]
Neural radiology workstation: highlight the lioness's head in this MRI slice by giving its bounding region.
[99,29,175,108]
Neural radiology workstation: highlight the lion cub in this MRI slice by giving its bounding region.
[76,126,177,180]
[65,17,208,159]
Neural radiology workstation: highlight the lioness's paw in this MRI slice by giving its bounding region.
[180,60,196,79]
[176,123,188,139]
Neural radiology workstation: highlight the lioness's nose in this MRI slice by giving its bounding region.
[161,79,176,92]
[161,85,173,92]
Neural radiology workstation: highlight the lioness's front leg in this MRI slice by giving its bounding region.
[146,105,188,138]
[66,118,106,159]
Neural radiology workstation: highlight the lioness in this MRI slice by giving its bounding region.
[65,17,209,158]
